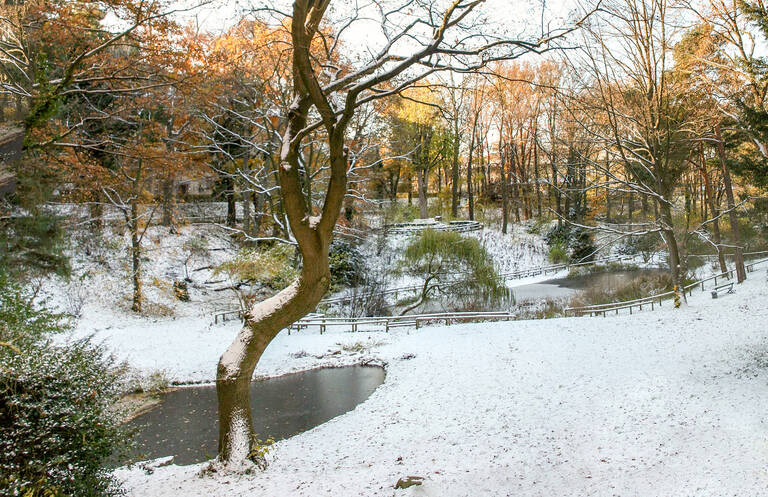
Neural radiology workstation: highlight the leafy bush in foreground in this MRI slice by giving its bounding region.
[0,276,127,497]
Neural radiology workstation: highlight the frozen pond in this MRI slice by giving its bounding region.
[127,366,385,465]
[512,269,665,301]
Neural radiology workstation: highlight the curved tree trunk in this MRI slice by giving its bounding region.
[215,1,348,465]
[217,255,330,462]
[213,0,546,469]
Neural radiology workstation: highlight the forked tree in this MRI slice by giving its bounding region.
[215,0,591,466]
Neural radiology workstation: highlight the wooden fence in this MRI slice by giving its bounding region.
[384,220,484,235]
[287,310,516,334]
[565,257,768,317]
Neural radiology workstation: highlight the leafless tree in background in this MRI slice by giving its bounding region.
[215,0,591,467]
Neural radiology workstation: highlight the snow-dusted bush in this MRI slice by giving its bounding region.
[339,266,391,317]
[65,273,91,318]
[397,229,505,314]
[544,224,597,263]
[617,234,660,263]
[329,239,365,290]
[570,228,597,262]
[0,276,127,497]
[544,224,570,247]
[215,244,298,291]
[181,235,209,280]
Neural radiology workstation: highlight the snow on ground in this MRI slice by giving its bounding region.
[42,224,243,320]
[478,223,549,274]
[111,271,768,496]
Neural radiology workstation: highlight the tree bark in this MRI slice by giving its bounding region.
[451,118,461,218]
[467,120,476,221]
[659,199,682,288]
[500,142,509,234]
[129,200,142,313]
[605,153,611,222]
[217,253,330,462]
[417,168,428,218]
[533,126,542,218]
[160,178,175,227]
[714,123,746,283]
[552,157,561,226]
[217,0,350,465]
[223,174,237,227]
[700,147,727,275]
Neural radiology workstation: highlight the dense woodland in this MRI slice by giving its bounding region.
[2,0,768,492]
[3,0,768,293]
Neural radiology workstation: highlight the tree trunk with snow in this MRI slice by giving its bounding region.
[700,147,727,275]
[213,0,573,468]
[129,200,142,313]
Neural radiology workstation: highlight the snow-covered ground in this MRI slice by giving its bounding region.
[43,224,241,318]
[109,271,768,496]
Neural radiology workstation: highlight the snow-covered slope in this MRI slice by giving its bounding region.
[42,224,240,318]
[114,274,768,496]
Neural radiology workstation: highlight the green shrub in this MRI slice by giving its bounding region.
[328,239,365,290]
[544,224,570,247]
[0,213,70,278]
[0,276,127,497]
[215,244,298,290]
[548,243,568,264]
[527,218,550,235]
[570,228,597,262]
[397,229,505,313]
[544,224,597,263]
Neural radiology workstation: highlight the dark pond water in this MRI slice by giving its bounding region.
[511,269,665,301]
[127,366,385,465]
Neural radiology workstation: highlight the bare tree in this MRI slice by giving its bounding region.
[571,0,702,287]
[439,73,471,218]
[214,0,589,467]
[681,0,755,281]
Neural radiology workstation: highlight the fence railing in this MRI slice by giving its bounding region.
[287,310,516,334]
[564,257,768,317]
[384,220,484,235]
[499,254,635,281]
[688,250,768,259]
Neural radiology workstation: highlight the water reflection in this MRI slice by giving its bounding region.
[512,269,665,301]
[127,366,385,465]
